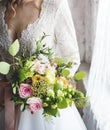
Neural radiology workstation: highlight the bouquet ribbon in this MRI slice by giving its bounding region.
[0,84,15,130]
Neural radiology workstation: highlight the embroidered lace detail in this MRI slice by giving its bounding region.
[0,0,80,76]
[0,0,56,57]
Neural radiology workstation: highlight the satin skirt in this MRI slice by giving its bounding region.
[18,104,87,130]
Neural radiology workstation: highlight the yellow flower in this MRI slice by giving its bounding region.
[32,75,43,85]
[56,77,68,87]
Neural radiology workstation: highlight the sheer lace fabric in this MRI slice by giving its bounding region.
[83,0,110,129]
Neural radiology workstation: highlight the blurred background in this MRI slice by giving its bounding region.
[68,0,99,91]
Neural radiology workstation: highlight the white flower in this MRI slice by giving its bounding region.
[31,59,46,74]
[57,90,64,97]
[47,89,55,97]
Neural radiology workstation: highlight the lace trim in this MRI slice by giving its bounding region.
[0,0,62,58]
[2,0,48,43]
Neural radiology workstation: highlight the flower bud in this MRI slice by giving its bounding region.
[46,97,50,101]
[51,104,57,109]
[57,90,64,97]
[43,103,48,107]
[47,89,55,97]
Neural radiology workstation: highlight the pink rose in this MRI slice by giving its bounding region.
[27,97,42,114]
[19,83,33,98]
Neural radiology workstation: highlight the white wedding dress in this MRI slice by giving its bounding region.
[18,105,87,130]
[0,0,87,130]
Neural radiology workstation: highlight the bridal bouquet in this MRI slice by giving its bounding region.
[0,34,86,117]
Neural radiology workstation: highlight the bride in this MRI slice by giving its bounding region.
[0,0,87,129]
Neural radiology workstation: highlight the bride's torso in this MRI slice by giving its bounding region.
[0,0,58,62]
[4,0,43,42]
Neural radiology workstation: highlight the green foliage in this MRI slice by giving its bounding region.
[18,69,26,82]
[54,58,72,77]
[0,40,19,75]
[61,69,70,77]
[35,33,53,60]
[44,107,58,117]
[73,90,86,108]
[74,72,86,82]
[73,97,87,108]
[13,87,17,94]
[54,58,64,65]
[20,103,25,111]
[0,62,10,74]
[11,57,34,83]
[57,99,68,109]
[54,83,63,92]
[0,33,87,118]
[8,39,20,56]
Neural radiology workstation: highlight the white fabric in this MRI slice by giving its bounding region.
[84,0,110,129]
[0,0,87,130]
[18,104,87,130]
[0,0,80,75]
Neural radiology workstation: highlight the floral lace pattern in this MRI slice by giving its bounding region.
[0,0,80,76]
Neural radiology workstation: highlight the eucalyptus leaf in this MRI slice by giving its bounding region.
[8,39,20,56]
[0,62,10,75]
[74,72,86,81]
[20,103,25,111]
[61,69,70,77]
[54,58,64,65]
[13,87,17,94]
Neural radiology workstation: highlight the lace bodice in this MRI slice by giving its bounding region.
[0,0,80,77]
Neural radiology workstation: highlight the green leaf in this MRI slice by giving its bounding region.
[44,107,58,117]
[66,62,72,68]
[54,83,63,92]
[61,69,70,77]
[8,39,20,56]
[58,99,68,109]
[73,90,84,98]
[18,69,26,82]
[20,103,25,111]
[36,40,41,53]
[36,33,47,54]
[13,87,17,94]
[74,72,86,81]
[73,96,87,108]
[0,62,10,75]
[54,58,64,65]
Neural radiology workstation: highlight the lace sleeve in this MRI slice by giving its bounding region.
[54,0,80,76]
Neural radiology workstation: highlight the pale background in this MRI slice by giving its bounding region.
[68,0,99,63]
[68,0,99,93]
